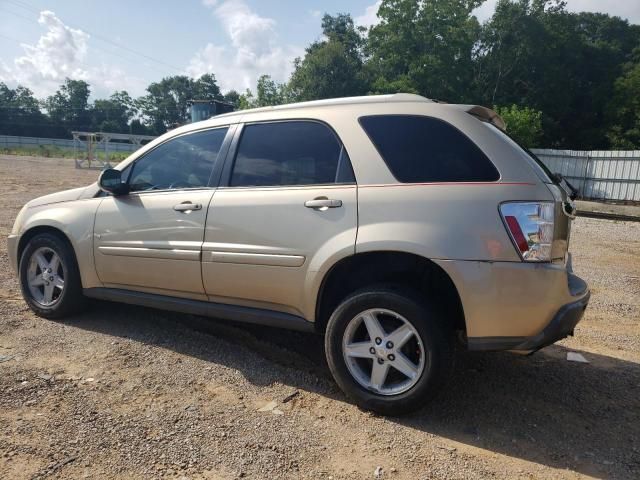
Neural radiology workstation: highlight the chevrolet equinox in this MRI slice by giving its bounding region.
[8,94,590,414]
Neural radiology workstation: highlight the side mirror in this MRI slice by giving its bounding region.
[98,168,129,195]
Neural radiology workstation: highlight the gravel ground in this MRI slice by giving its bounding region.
[0,155,638,480]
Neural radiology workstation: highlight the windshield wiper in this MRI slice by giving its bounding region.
[553,173,578,200]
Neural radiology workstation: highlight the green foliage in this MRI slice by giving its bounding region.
[138,74,224,134]
[289,14,369,101]
[237,75,290,109]
[367,0,482,101]
[223,90,241,109]
[1,3,640,148]
[606,49,640,148]
[236,89,255,110]
[495,104,543,147]
[0,83,49,136]
[476,1,640,147]
[44,78,91,135]
[91,91,135,133]
[255,75,289,107]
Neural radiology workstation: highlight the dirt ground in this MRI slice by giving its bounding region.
[0,155,638,480]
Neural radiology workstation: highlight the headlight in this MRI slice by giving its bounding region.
[500,202,555,262]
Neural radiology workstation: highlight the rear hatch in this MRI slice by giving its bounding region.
[515,146,576,263]
[460,105,575,262]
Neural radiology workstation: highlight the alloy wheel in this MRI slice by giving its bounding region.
[342,308,426,395]
[27,247,65,306]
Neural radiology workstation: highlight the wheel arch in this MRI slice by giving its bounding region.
[17,225,75,266]
[315,251,466,336]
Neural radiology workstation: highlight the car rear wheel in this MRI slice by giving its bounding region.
[325,287,454,415]
[19,232,86,319]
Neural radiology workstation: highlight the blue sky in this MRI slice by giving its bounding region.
[1,0,639,99]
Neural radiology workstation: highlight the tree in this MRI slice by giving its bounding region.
[607,49,640,148]
[476,1,640,148]
[193,73,223,100]
[255,75,289,106]
[91,91,135,133]
[289,14,369,101]
[44,78,91,135]
[138,74,223,133]
[223,90,241,109]
[233,76,290,109]
[0,83,49,136]
[236,89,255,110]
[495,104,543,148]
[366,0,482,101]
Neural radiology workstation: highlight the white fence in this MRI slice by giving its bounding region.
[0,134,141,153]
[1,135,638,202]
[531,149,640,202]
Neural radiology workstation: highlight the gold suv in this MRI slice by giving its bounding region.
[8,94,589,414]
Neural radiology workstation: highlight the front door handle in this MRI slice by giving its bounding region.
[173,202,202,212]
[304,198,342,209]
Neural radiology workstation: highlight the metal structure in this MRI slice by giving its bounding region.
[72,131,155,169]
[532,149,640,203]
[188,99,234,123]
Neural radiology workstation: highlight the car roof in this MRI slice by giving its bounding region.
[157,94,504,146]
[214,93,434,120]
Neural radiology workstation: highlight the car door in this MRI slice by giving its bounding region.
[94,126,230,299]
[202,120,358,318]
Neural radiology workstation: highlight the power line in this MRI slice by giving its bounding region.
[5,0,184,73]
[0,8,181,77]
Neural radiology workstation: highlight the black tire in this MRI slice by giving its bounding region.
[325,287,454,415]
[19,232,86,319]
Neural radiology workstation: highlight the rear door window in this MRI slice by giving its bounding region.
[230,121,354,187]
[359,115,499,183]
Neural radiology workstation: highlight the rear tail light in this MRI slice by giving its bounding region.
[500,202,554,262]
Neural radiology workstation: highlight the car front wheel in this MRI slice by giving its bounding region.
[19,232,85,319]
[325,288,454,415]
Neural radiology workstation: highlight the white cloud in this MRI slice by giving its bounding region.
[356,0,382,28]
[0,10,147,98]
[566,0,640,23]
[354,0,382,28]
[0,11,90,97]
[473,0,640,24]
[187,0,302,92]
[472,1,498,23]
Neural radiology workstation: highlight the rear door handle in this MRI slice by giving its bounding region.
[173,202,202,212]
[304,198,342,209]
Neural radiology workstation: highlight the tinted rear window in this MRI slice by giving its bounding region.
[359,115,500,183]
[230,121,352,187]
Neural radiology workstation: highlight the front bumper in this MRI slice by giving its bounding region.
[7,234,19,274]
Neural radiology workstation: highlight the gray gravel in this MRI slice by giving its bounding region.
[0,156,639,479]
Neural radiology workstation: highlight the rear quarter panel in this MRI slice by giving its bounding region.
[356,183,553,262]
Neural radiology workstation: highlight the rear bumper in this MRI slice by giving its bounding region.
[434,256,590,352]
[467,282,589,352]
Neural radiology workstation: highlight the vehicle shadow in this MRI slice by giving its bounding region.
[65,300,639,479]
[405,347,640,478]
